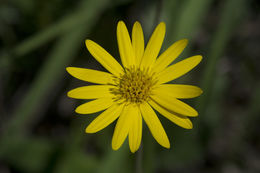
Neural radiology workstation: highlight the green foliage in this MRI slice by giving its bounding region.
[0,0,258,172]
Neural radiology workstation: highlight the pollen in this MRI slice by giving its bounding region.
[111,67,156,104]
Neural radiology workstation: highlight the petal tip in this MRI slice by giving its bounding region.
[199,88,203,95]
[193,111,199,117]
[85,39,95,49]
[85,40,91,49]
[187,123,193,129]
[158,22,166,31]
[67,90,73,98]
[85,126,95,133]
[197,55,203,62]
[117,20,125,27]
[66,67,73,73]
[85,39,91,45]
[130,148,137,153]
[134,21,141,26]
[164,142,170,149]
[75,107,84,114]
[190,55,203,66]
[129,143,140,153]
[159,22,166,27]
[112,144,120,151]
[160,138,170,149]
[133,21,142,32]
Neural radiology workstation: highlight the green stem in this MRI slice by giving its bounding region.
[136,144,143,173]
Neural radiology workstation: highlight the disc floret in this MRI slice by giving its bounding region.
[111,67,156,104]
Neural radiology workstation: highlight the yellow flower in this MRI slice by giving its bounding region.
[66,21,202,153]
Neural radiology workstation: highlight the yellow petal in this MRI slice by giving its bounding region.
[153,84,203,99]
[85,103,124,133]
[112,104,135,150]
[149,100,193,129]
[75,97,114,114]
[132,21,144,66]
[139,102,170,148]
[157,55,202,84]
[140,22,166,69]
[151,95,198,117]
[153,39,188,73]
[67,85,113,99]
[117,21,135,68]
[85,39,124,77]
[128,106,142,153]
[66,67,115,84]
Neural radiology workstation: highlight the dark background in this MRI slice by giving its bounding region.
[0,0,260,172]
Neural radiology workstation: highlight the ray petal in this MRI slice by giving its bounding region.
[75,97,114,114]
[66,67,115,84]
[67,85,113,99]
[85,39,124,77]
[140,22,166,69]
[151,95,198,117]
[128,106,142,153]
[149,99,193,129]
[132,21,144,66]
[139,102,170,148]
[153,84,203,99]
[157,55,202,84]
[112,104,135,150]
[117,21,135,68]
[153,39,188,73]
[85,103,124,133]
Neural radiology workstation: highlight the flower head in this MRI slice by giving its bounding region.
[66,21,202,153]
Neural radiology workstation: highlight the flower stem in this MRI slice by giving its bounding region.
[136,144,143,173]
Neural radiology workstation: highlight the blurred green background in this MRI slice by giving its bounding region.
[0,0,259,172]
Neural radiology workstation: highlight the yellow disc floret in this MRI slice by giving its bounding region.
[111,67,156,104]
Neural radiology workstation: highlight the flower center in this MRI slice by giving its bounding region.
[111,67,156,104]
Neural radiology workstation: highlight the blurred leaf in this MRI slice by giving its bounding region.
[52,116,98,173]
[54,150,98,173]
[197,0,247,114]
[5,27,85,136]
[13,0,105,57]
[164,0,213,42]
[203,72,229,128]
[159,128,202,170]
[97,143,129,173]
[10,0,35,14]
[143,132,156,173]
[247,82,260,125]
[4,0,110,138]
[0,136,54,173]
[141,1,158,37]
